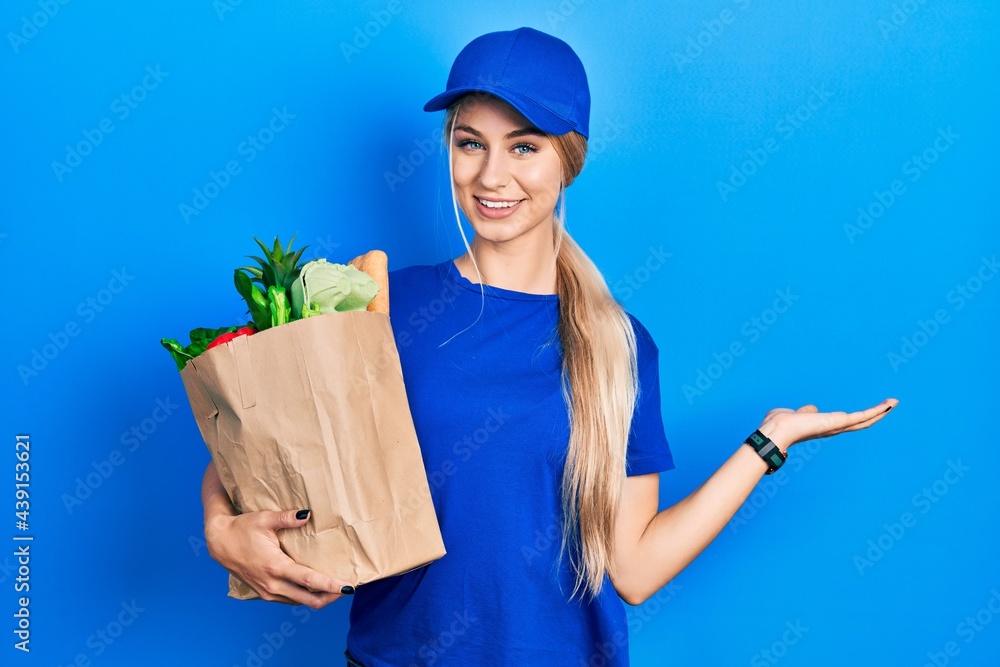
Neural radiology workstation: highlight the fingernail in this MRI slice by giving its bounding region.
[884,405,893,412]
[295,509,311,520]
[341,585,355,595]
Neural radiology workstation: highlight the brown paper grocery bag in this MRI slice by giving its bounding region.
[179,310,446,600]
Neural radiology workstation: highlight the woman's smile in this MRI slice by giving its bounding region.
[474,195,525,219]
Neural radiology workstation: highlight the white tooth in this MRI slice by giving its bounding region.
[479,198,518,208]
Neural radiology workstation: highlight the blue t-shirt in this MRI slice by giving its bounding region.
[346,258,675,666]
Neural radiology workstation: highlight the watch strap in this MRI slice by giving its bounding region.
[745,429,786,474]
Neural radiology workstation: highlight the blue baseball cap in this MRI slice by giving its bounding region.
[423,27,591,139]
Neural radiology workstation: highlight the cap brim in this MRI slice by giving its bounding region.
[423,86,576,136]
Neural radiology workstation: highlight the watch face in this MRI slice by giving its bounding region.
[749,433,766,447]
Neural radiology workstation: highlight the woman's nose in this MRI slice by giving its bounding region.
[477,152,510,189]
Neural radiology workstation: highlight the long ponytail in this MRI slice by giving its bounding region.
[552,221,639,601]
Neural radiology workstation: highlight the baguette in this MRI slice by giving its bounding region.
[349,250,389,316]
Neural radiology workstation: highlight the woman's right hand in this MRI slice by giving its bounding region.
[205,507,354,609]
[201,460,353,609]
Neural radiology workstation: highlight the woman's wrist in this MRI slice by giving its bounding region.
[203,504,237,558]
[755,422,791,455]
[203,488,238,541]
[202,461,237,531]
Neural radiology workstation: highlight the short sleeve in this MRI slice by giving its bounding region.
[625,313,675,476]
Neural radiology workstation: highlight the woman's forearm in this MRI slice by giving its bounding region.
[628,440,773,602]
[619,400,895,603]
[202,460,237,532]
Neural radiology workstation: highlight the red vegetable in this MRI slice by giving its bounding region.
[206,326,256,350]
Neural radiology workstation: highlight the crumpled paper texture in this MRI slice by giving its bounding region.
[179,311,446,599]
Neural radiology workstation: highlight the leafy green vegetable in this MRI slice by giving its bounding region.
[240,235,308,293]
[290,259,378,318]
[268,285,291,327]
[160,338,193,371]
[161,235,315,371]
[160,324,244,370]
[234,270,271,331]
[234,235,308,331]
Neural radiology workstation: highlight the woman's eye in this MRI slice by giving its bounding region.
[457,139,482,150]
[513,143,538,155]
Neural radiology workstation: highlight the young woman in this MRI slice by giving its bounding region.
[201,27,897,666]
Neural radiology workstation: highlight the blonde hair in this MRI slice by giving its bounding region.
[442,95,640,600]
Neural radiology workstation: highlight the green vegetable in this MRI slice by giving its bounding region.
[268,285,291,327]
[240,235,308,293]
[235,235,309,331]
[160,324,245,370]
[301,302,323,319]
[290,259,378,318]
[161,235,320,371]
[234,270,271,331]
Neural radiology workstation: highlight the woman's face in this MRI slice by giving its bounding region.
[450,96,563,248]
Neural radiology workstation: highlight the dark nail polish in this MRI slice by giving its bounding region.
[296,509,311,520]
[341,585,356,595]
[885,405,893,412]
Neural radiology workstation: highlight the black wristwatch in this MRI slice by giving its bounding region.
[745,429,786,474]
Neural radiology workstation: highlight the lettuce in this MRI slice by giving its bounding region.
[290,259,378,318]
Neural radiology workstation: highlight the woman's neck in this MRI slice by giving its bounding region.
[454,241,558,296]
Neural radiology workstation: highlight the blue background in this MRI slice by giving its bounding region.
[3,1,998,665]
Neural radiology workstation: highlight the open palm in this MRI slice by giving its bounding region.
[759,398,899,453]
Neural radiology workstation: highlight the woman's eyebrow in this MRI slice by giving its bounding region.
[453,124,546,139]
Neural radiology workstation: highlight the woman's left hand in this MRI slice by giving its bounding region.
[758,398,899,453]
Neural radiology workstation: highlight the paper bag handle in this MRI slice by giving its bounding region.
[232,334,257,410]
